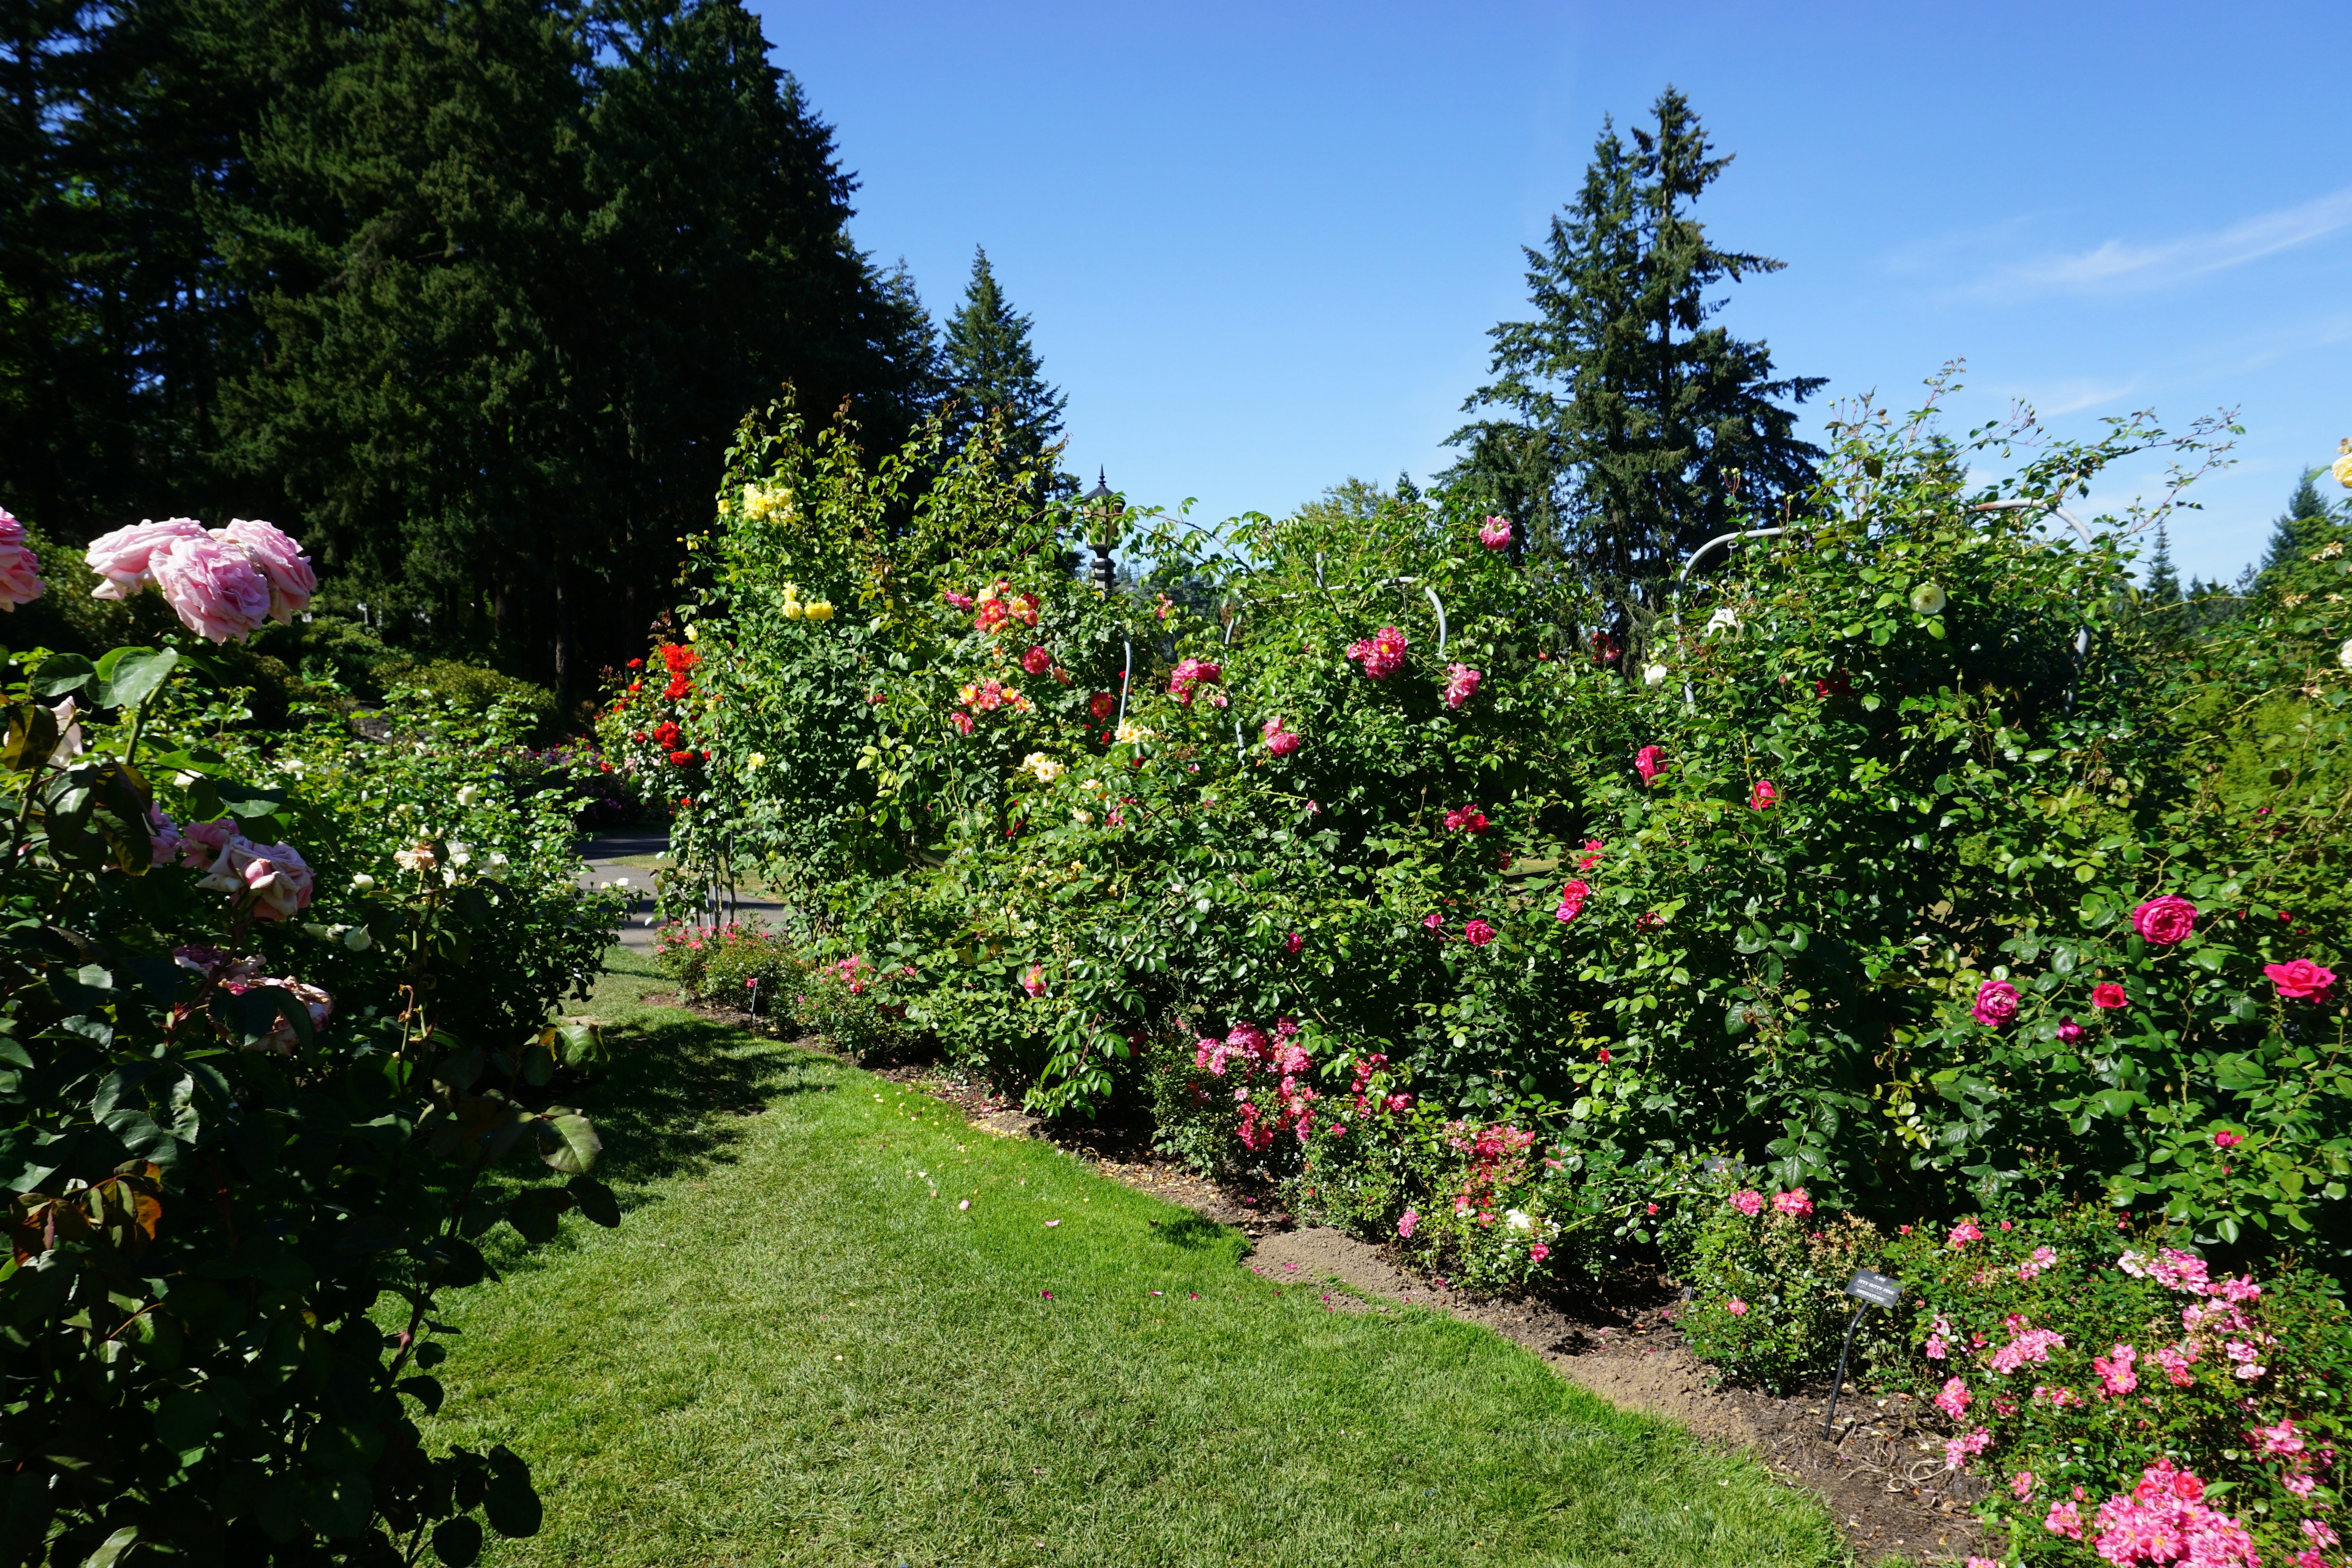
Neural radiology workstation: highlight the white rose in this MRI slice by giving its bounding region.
[350,872,377,892]
[447,841,472,868]
[456,784,481,807]
[344,926,373,952]
[2340,638,2352,672]
[1642,663,1668,686]
[1910,582,1948,615]
[1705,606,1739,636]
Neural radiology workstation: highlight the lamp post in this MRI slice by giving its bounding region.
[1083,469,1118,592]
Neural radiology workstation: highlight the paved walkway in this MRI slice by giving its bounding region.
[575,825,793,948]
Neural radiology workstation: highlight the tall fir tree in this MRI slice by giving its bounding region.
[2144,523,2183,604]
[2253,470,2337,594]
[1447,87,1823,596]
[938,246,1066,487]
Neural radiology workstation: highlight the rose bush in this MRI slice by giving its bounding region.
[615,388,2350,1276]
[2,518,622,1563]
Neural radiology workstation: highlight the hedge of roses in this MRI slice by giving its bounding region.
[622,393,2350,1284]
[3,516,622,1564]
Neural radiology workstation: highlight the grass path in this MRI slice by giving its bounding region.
[421,948,1844,1567]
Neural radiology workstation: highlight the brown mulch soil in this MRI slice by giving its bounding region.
[685,998,1996,1564]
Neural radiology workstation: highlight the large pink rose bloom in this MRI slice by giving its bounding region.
[219,519,317,622]
[2130,895,2197,946]
[0,510,43,610]
[153,532,270,643]
[84,517,206,600]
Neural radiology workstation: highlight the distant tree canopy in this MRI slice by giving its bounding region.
[1,0,941,697]
[1447,87,1823,601]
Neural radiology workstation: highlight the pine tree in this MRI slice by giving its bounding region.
[939,246,1066,486]
[1446,87,1823,594]
[2254,471,2332,593]
[2144,524,2182,605]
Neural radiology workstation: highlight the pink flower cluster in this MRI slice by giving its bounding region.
[0,509,47,610]
[2082,1458,2257,1565]
[1167,658,1223,705]
[1477,515,1512,549]
[1986,1325,2067,1374]
[1773,1188,1814,1218]
[1948,1219,1985,1248]
[84,516,314,642]
[1261,717,1301,756]
[1730,1189,1765,1218]
[1442,663,1482,709]
[2016,1245,2059,1281]
[1442,805,1490,834]
[1346,626,1408,680]
[1196,1018,1317,1150]
[1943,1427,1992,1471]
[1445,1120,1539,1219]
[2093,1343,2139,1397]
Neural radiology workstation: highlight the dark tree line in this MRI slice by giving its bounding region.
[1,0,1067,699]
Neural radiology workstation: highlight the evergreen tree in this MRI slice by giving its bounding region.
[1446,87,1823,594]
[2144,523,2182,604]
[938,245,1066,485]
[2254,470,2335,594]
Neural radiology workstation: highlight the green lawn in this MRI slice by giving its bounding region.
[420,947,1845,1567]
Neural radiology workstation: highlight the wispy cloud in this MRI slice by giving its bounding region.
[1968,186,2352,300]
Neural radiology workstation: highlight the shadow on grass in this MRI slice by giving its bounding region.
[581,1010,825,1194]
[1153,1212,1234,1251]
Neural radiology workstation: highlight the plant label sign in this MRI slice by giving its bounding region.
[1844,1268,1902,1308]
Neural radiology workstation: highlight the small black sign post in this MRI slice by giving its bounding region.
[1822,1268,1902,1442]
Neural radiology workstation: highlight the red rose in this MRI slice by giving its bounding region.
[2090,982,2128,1009]
[2263,958,2337,1001]
[668,750,693,766]
[2130,895,2196,946]
[1020,646,1052,676]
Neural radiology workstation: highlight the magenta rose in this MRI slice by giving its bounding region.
[2263,959,2337,1001]
[1971,979,2021,1028]
[219,518,317,622]
[153,532,270,643]
[1463,919,1497,947]
[2130,895,2197,946]
[83,517,207,600]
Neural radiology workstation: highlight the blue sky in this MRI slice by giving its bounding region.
[750,1,2348,584]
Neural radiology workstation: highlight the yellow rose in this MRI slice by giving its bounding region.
[806,600,834,622]
[2332,439,2352,490]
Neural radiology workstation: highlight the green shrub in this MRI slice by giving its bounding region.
[2,639,622,1564]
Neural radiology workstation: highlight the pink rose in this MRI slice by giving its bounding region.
[1262,718,1301,756]
[146,809,183,867]
[1725,1298,1747,1315]
[2090,982,2127,1009]
[83,516,206,599]
[1422,912,1443,932]
[2212,1129,2242,1149]
[152,532,270,643]
[1528,1242,1549,1262]
[1748,778,1777,811]
[2263,959,2335,1001]
[179,816,241,868]
[2043,1500,2083,1540]
[1284,932,1302,954]
[1935,1376,1971,1420]
[1635,745,1665,786]
[2131,894,2197,946]
[0,510,44,611]
[2055,1016,2083,1042]
[1346,627,1409,680]
[195,835,313,921]
[1730,1189,1764,1217]
[217,519,316,622]
[1948,1219,1984,1248]
[1442,663,1482,709]
[1970,979,2020,1028]
[1772,1188,1814,1218]
[1463,919,1496,947]
[1397,1209,1418,1239]
[1477,516,1511,549]
[1020,646,1052,676]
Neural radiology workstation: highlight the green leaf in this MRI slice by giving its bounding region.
[432,1518,484,1567]
[80,1525,140,1568]
[32,653,96,699]
[533,1112,601,1175]
[99,646,178,710]
[396,1374,445,1415]
[301,1472,373,1539]
[2,703,59,771]
[567,1174,620,1227]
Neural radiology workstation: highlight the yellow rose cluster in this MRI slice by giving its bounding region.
[779,581,834,623]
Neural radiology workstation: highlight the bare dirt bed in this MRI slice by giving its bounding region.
[685,1001,1994,1564]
